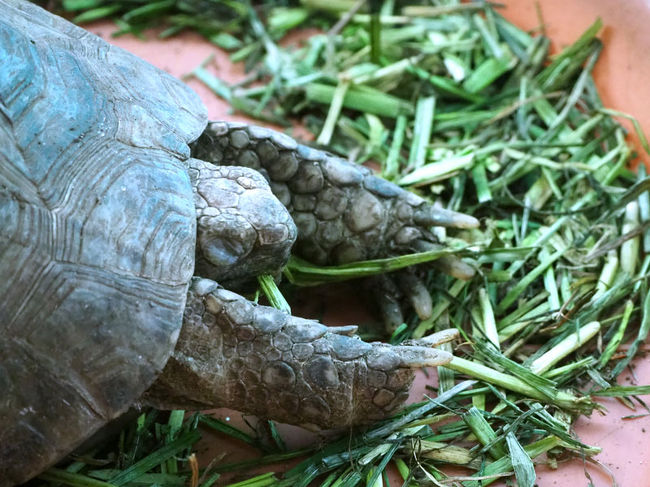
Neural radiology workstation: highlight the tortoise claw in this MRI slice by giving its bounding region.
[405,329,460,347]
[150,279,456,429]
[433,255,476,280]
[393,345,453,368]
[396,270,433,320]
[378,297,405,333]
[367,274,405,333]
[414,206,479,229]
[413,240,476,281]
[328,325,358,336]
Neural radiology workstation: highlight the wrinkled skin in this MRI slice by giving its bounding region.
[188,159,297,289]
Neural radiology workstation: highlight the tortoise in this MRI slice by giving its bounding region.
[0,0,479,484]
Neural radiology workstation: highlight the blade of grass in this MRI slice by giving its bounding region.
[443,357,592,413]
[462,407,506,460]
[284,246,468,286]
[612,289,650,376]
[305,83,412,118]
[498,247,567,313]
[257,274,291,313]
[384,114,407,179]
[463,436,561,487]
[530,321,601,374]
[407,96,436,170]
[316,80,350,145]
[599,300,635,368]
[504,431,536,487]
[108,430,200,486]
[38,470,118,487]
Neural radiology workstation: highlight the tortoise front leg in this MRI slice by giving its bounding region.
[192,122,478,330]
[145,278,457,429]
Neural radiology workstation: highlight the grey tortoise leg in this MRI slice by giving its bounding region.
[191,122,478,329]
[192,122,477,267]
[187,158,297,291]
[144,278,457,430]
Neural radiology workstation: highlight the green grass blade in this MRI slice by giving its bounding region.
[108,430,200,486]
[257,274,291,313]
[504,432,536,487]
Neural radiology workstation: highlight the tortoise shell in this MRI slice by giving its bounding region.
[0,0,207,483]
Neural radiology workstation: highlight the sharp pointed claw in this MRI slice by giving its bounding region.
[413,240,475,280]
[433,255,475,280]
[414,207,479,229]
[328,325,358,336]
[396,272,432,320]
[409,288,433,321]
[395,345,453,368]
[367,275,405,333]
[406,329,459,347]
[379,297,404,334]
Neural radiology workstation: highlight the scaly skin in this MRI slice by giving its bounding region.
[192,121,478,328]
[188,158,297,290]
[146,278,457,429]
[147,156,459,429]
[192,121,478,267]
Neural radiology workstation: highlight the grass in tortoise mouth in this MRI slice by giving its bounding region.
[33,1,650,486]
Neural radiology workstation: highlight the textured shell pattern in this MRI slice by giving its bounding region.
[0,0,207,484]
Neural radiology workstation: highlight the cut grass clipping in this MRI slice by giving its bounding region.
[37,1,650,486]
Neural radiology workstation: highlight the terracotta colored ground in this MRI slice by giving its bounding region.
[89,2,650,485]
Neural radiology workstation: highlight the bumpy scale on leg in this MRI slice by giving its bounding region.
[145,278,457,429]
[192,122,478,328]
